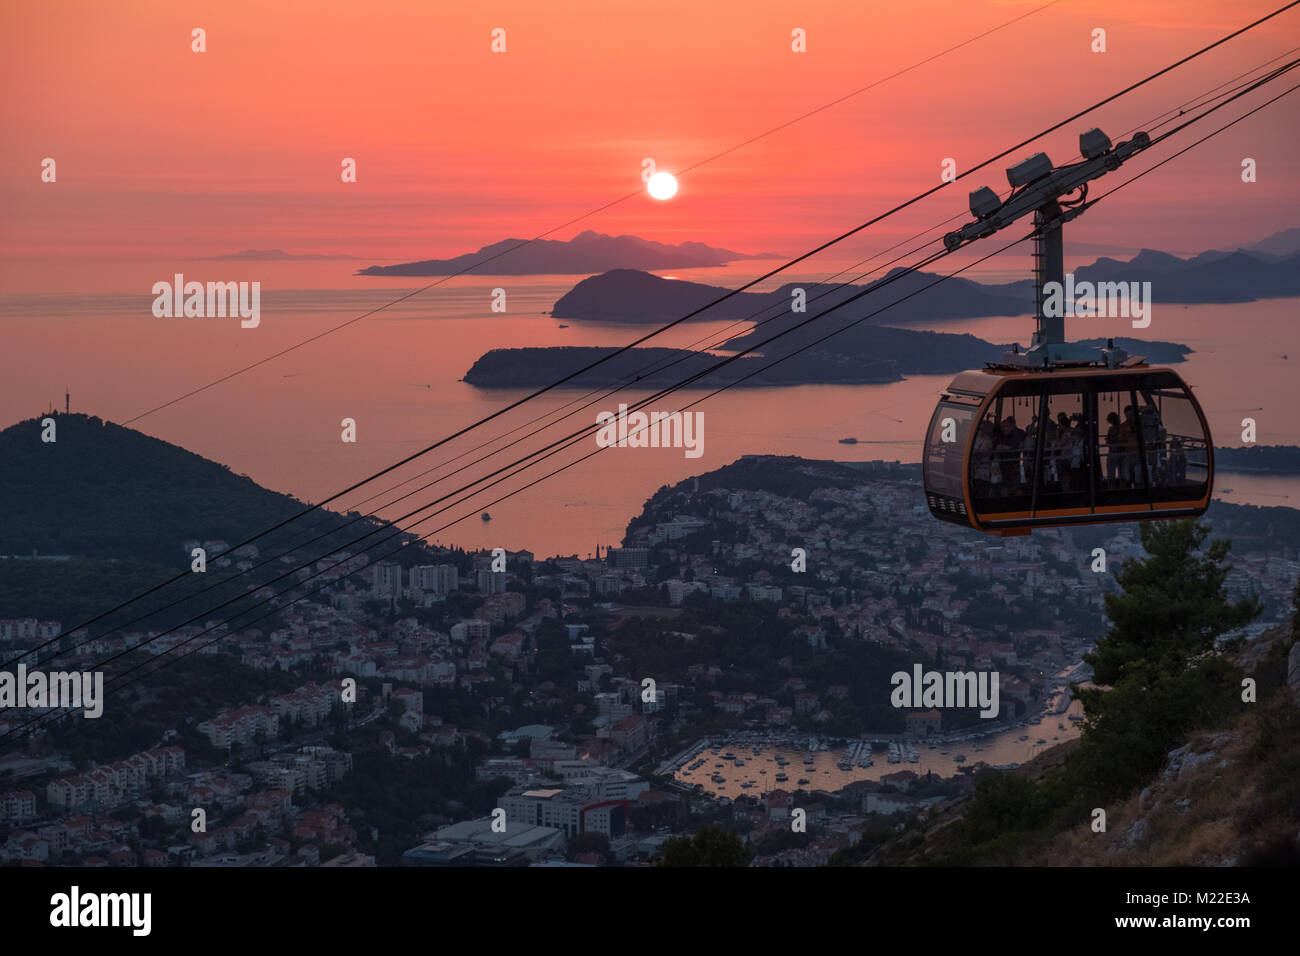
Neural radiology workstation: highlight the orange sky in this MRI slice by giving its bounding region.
[2,0,1298,271]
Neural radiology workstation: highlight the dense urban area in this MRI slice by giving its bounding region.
[2,456,1296,867]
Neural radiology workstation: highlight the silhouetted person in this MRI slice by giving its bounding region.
[1170,436,1188,484]
[1119,405,1141,486]
[1104,411,1122,486]
[999,417,1025,492]
[1139,402,1166,484]
[1065,414,1086,491]
[972,421,995,497]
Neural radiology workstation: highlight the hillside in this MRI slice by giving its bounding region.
[0,413,323,565]
[850,616,1300,866]
[0,413,430,632]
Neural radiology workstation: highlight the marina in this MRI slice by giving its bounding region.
[671,688,1086,800]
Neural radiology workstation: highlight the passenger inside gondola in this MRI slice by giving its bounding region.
[1103,411,1122,486]
[972,420,995,497]
[998,417,1025,493]
[1119,404,1141,486]
[929,369,1212,531]
[1140,402,1168,485]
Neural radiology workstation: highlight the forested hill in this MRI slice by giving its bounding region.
[0,413,344,566]
[1214,444,1300,474]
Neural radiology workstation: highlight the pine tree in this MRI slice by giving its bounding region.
[1084,519,1259,689]
[1068,519,1258,799]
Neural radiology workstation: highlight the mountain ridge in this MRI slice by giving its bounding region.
[357,231,776,277]
[554,246,1300,324]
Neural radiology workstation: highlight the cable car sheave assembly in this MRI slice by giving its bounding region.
[924,127,1213,535]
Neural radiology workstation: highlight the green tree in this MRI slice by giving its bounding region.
[566,832,611,862]
[1068,520,1259,801]
[657,826,749,867]
[1084,520,1259,689]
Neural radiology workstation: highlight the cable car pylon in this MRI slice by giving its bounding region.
[924,127,1214,535]
[944,127,1151,367]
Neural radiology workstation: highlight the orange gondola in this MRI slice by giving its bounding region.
[920,127,1214,535]
[923,363,1212,535]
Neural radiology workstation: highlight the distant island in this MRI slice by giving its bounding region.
[551,236,1300,325]
[464,345,902,388]
[552,267,1026,324]
[191,249,357,261]
[356,230,779,277]
[988,247,1300,304]
[1213,445,1300,474]
[462,331,1190,389]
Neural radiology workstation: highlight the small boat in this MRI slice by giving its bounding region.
[797,778,810,786]
[954,754,967,763]
[1018,735,1029,742]
[481,512,492,522]
[1036,739,1046,745]
[838,437,858,444]
[775,772,788,782]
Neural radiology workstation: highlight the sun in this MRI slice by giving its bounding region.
[647,171,678,200]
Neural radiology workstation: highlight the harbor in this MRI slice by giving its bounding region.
[671,688,1086,800]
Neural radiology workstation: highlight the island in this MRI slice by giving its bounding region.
[462,331,1190,390]
[1213,445,1300,474]
[356,231,779,277]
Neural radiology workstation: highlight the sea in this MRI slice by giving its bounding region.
[1,254,1296,559]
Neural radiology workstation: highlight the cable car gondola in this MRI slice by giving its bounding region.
[924,361,1212,535]
[921,127,1213,535]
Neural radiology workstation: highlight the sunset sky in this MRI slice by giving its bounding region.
[3,0,1298,279]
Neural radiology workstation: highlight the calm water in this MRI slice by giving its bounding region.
[676,686,1088,794]
[1,255,1296,557]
